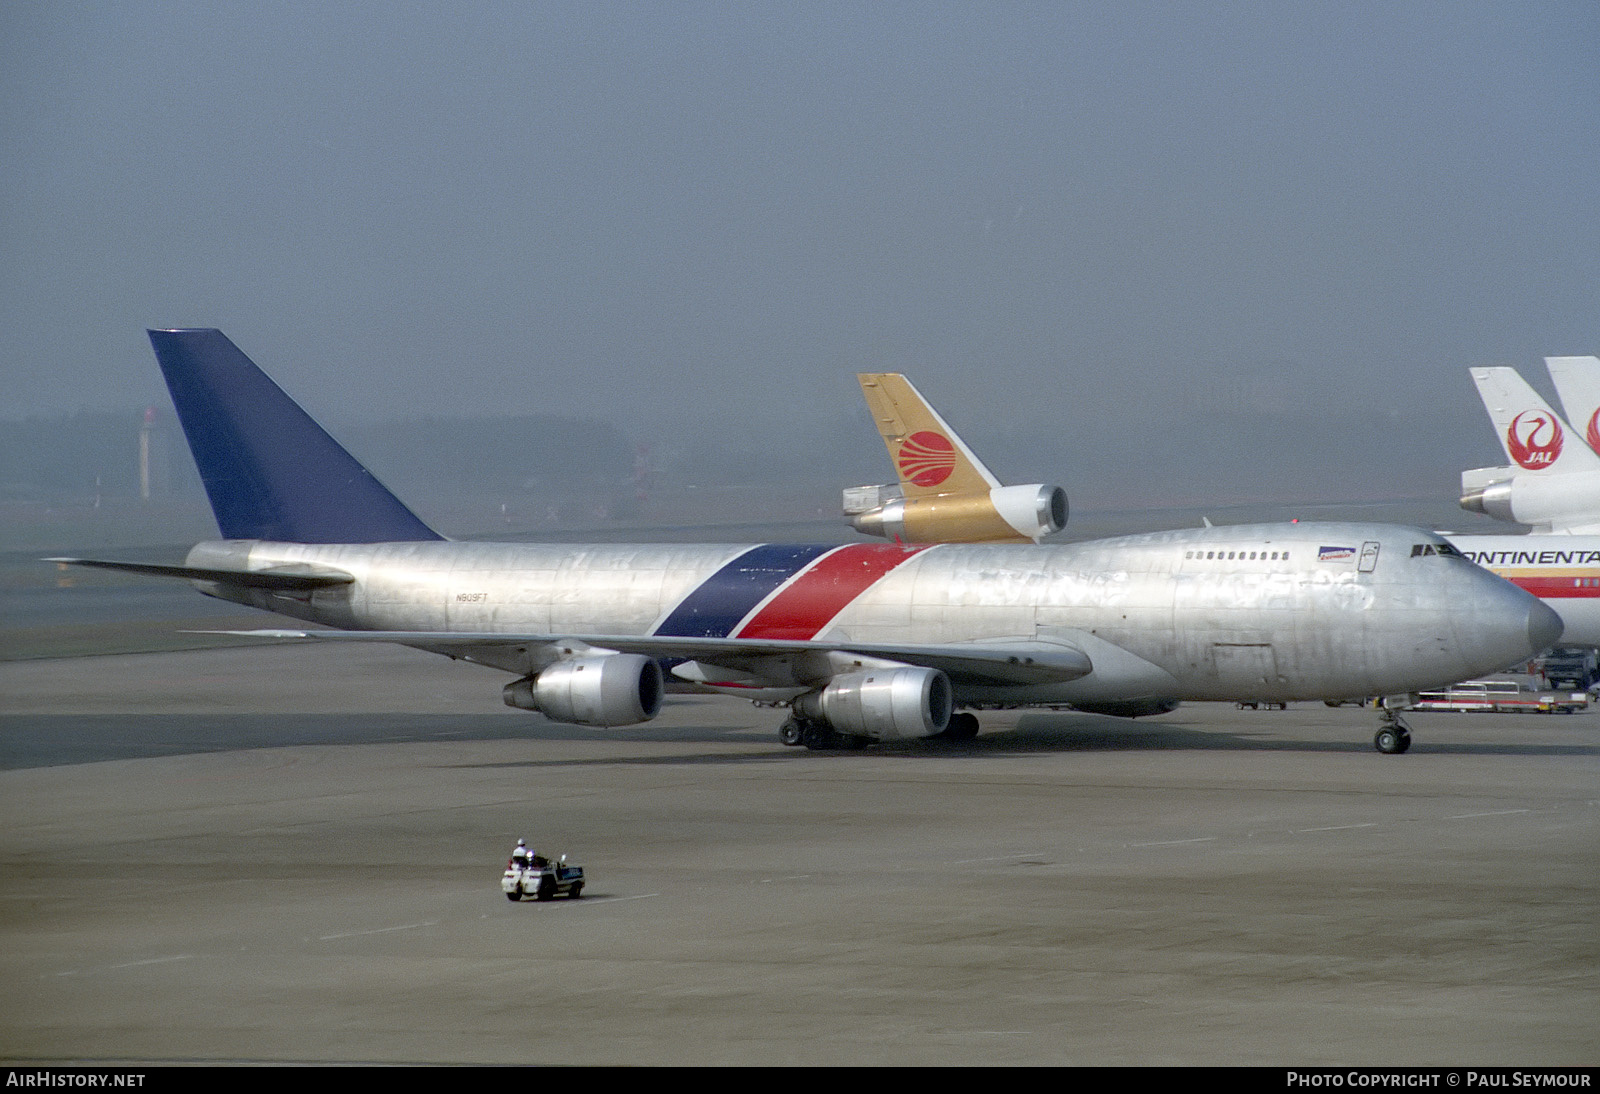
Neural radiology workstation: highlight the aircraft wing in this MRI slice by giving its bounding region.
[204,628,1095,688]
[47,557,355,591]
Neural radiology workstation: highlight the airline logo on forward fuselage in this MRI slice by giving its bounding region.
[897,431,956,487]
[1507,411,1563,470]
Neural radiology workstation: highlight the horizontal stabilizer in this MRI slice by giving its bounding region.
[47,558,354,591]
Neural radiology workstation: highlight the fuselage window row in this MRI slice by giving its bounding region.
[1183,550,1290,562]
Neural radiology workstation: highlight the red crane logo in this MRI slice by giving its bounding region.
[1507,411,1563,470]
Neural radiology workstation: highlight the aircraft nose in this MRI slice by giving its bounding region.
[1455,568,1563,675]
[1528,598,1564,653]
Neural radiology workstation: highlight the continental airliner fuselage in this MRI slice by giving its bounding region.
[1445,536,1600,647]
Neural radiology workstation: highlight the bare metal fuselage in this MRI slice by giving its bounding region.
[187,521,1548,706]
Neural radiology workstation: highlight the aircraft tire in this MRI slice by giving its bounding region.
[1375,727,1404,754]
[944,712,980,740]
[802,724,837,751]
[778,718,806,747]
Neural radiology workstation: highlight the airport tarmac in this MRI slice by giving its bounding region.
[2,643,1596,1066]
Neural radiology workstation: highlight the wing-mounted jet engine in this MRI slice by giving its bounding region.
[845,373,1067,544]
[1461,366,1600,533]
[771,664,955,749]
[502,648,665,727]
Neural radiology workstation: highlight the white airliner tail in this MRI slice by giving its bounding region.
[1463,366,1600,533]
[1469,366,1600,476]
[1544,356,1600,456]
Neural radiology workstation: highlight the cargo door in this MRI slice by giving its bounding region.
[1211,642,1278,691]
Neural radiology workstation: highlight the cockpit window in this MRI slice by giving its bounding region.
[1412,542,1465,559]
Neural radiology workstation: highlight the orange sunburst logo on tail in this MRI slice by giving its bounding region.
[897,431,956,487]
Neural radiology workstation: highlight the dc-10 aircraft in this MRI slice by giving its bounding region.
[52,330,1560,756]
[844,372,1067,544]
[1461,362,1600,534]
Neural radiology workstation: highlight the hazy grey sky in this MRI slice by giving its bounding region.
[3,2,1597,511]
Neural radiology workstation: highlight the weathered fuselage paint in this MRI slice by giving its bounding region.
[186,521,1553,705]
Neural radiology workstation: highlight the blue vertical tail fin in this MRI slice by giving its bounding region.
[149,329,443,543]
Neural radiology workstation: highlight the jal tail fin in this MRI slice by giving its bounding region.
[148,329,443,543]
[1544,356,1600,456]
[1469,365,1600,476]
[856,373,1001,499]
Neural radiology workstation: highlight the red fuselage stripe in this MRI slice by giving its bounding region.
[734,544,928,640]
[1507,576,1600,599]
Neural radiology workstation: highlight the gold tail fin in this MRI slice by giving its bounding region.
[857,374,1000,499]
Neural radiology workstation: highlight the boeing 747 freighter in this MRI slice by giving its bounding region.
[51,332,1559,755]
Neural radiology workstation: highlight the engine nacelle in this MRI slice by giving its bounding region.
[1461,467,1600,533]
[990,483,1069,541]
[845,483,1067,544]
[794,666,953,740]
[1459,477,1520,525]
[503,654,664,727]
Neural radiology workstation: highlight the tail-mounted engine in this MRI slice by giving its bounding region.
[844,483,1067,544]
[1459,463,1600,533]
[503,653,664,727]
[794,665,954,740]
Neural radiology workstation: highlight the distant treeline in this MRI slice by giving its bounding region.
[0,411,637,502]
[342,415,637,494]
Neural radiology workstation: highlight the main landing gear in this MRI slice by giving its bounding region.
[777,715,868,750]
[940,712,980,740]
[776,711,982,749]
[1374,707,1412,754]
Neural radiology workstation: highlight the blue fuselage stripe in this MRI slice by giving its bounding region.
[653,544,833,638]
